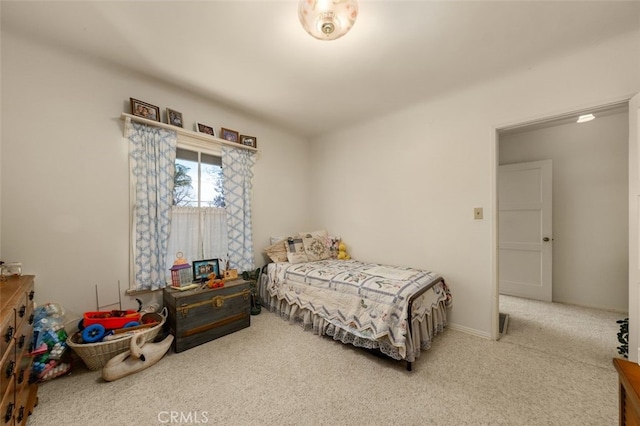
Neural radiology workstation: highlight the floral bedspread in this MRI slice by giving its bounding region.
[264,259,451,355]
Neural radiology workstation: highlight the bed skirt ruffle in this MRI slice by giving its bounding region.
[259,274,448,362]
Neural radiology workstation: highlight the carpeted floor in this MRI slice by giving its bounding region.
[27,296,625,425]
[498,295,623,371]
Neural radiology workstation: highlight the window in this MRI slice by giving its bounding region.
[174,148,225,208]
[165,148,229,282]
[125,118,255,293]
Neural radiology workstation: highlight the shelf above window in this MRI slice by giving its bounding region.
[121,112,258,153]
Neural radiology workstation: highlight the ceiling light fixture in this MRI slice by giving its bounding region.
[577,114,595,123]
[298,0,358,41]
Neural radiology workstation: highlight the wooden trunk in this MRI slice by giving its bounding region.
[163,280,251,353]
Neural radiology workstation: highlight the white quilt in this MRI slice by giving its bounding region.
[264,259,451,359]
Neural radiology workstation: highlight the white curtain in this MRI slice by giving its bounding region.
[165,206,228,282]
[222,145,256,272]
[128,121,177,291]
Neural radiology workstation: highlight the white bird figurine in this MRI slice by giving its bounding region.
[102,332,173,382]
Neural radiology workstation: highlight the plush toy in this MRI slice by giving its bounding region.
[337,242,351,260]
[207,273,225,289]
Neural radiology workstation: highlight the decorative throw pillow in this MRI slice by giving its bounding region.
[303,236,331,261]
[285,237,309,263]
[264,239,288,263]
[270,236,286,245]
[287,252,309,264]
[298,229,328,238]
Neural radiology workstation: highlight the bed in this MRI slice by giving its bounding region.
[259,258,452,371]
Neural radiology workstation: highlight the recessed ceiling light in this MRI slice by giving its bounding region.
[577,114,595,123]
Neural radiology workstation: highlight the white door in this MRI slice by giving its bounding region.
[498,159,553,302]
[628,93,640,362]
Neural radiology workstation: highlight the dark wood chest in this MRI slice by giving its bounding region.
[163,280,251,353]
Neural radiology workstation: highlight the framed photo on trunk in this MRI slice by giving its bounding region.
[192,259,220,282]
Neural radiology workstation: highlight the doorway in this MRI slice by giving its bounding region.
[495,102,629,343]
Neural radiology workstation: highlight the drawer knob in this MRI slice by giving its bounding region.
[5,360,15,379]
[28,313,34,325]
[18,334,25,349]
[18,305,26,317]
[4,326,13,343]
[28,290,34,300]
[4,402,13,423]
[16,407,24,423]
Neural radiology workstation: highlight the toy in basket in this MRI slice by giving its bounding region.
[67,308,166,371]
[83,310,141,329]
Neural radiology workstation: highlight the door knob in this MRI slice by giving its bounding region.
[543,237,550,242]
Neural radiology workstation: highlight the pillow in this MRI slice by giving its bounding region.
[287,252,309,264]
[285,237,309,264]
[303,236,331,261]
[298,229,328,238]
[270,236,286,245]
[264,239,288,263]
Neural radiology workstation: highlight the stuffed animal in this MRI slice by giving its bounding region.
[207,273,225,289]
[337,242,351,260]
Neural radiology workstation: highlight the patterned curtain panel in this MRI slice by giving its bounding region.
[222,145,256,272]
[128,121,177,291]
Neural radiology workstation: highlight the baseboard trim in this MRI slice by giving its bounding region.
[447,323,491,340]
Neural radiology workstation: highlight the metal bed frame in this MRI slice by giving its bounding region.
[405,276,446,371]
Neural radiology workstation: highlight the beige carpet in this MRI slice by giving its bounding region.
[27,296,625,425]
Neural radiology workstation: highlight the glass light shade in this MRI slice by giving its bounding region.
[298,0,358,41]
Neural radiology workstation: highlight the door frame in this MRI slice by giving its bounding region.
[491,96,632,341]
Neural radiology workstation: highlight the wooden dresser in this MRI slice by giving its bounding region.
[1,275,37,426]
[163,279,251,353]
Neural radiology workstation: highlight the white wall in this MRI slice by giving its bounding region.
[310,32,640,337]
[0,31,311,314]
[500,112,628,312]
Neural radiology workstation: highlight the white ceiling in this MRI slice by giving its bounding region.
[2,1,638,138]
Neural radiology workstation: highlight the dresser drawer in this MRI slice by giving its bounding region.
[0,340,16,401]
[0,313,15,362]
[1,387,14,425]
[15,336,32,390]
[14,381,35,426]
[14,285,34,337]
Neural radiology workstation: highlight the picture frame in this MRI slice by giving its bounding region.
[195,122,215,136]
[220,127,239,143]
[130,98,160,122]
[166,108,183,128]
[192,259,220,282]
[240,135,257,148]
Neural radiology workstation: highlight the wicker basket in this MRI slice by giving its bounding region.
[67,308,167,371]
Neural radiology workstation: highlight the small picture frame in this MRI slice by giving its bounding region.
[192,259,220,282]
[240,135,257,148]
[166,108,183,128]
[130,98,160,122]
[195,122,215,136]
[220,128,239,143]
